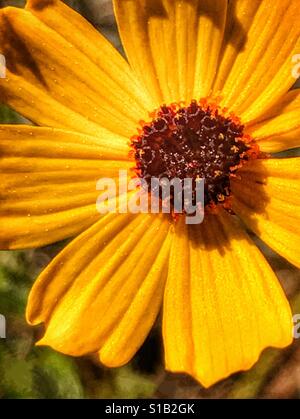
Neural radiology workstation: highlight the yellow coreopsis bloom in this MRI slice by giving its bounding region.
[0,0,300,388]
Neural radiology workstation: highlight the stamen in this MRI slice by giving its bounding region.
[131,99,259,210]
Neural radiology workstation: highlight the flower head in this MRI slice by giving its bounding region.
[0,0,299,388]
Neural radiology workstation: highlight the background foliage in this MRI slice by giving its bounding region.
[0,0,299,399]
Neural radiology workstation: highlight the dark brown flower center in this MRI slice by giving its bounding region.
[131,99,258,210]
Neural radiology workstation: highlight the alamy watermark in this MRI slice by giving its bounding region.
[0,54,6,79]
[0,314,6,339]
[293,314,300,339]
[292,54,300,79]
[96,170,205,225]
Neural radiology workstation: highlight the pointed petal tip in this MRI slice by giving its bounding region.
[35,337,47,347]
[166,332,294,389]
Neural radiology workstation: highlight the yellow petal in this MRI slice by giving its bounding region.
[214,0,300,124]
[232,158,300,268]
[213,0,261,93]
[99,228,171,367]
[27,213,171,366]
[0,2,152,137]
[0,76,105,137]
[192,0,227,100]
[114,0,226,104]
[163,212,292,388]
[0,125,131,249]
[248,89,300,153]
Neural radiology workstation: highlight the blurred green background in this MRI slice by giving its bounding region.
[0,0,300,399]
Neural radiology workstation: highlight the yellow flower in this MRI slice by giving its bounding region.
[0,0,299,388]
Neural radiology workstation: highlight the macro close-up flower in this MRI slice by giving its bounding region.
[0,0,299,390]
